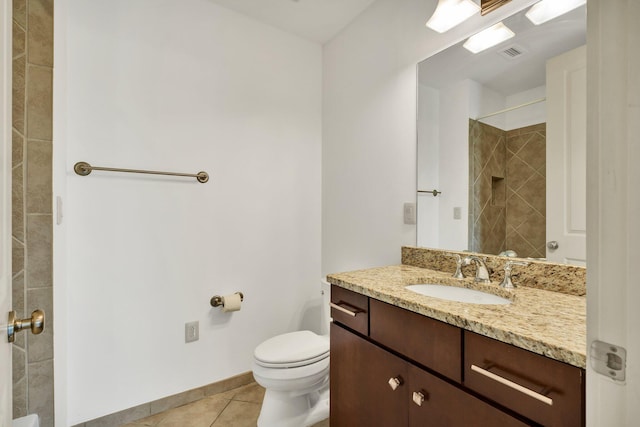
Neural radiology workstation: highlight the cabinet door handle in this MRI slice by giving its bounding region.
[412,391,425,406]
[388,376,403,391]
[330,302,360,317]
[470,364,553,406]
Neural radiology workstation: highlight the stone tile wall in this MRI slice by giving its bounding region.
[12,0,55,425]
[505,123,547,258]
[468,119,506,255]
[468,120,547,258]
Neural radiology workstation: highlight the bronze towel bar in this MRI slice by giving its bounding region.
[73,161,209,183]
[418,189,442,197]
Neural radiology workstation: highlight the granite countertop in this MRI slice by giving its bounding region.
[327,264,587,369]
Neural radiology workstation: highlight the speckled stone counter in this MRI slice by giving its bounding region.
[327,264,586,369]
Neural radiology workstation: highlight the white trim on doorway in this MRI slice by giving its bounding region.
[1,0,14,424]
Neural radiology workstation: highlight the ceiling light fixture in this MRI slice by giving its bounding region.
[525,0,586,25]
[480,0,512,16]
[426,0,480,33]
[463,22,515,53]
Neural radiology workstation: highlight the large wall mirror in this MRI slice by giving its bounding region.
[417,3,586,265]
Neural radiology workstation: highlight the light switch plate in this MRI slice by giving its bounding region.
[404,202,416,225]
[453,207,462,220]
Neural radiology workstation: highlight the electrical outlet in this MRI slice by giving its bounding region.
[185,321,199,343]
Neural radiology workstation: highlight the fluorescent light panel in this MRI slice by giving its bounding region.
[426,0,480,33]
[525,0,586,25]
[463,22,515,53]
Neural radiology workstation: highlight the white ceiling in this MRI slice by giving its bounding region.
[207,0,377,44]
[418,5,587,96]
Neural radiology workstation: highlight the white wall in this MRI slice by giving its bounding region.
[469,80,506,130]
[436,80,473,250]
[53,0,69,424]
[57,0,321,423]
[322,0,538,275]
[505,85,546,130]
[416,84,440,247]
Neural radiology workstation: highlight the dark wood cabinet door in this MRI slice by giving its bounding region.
[330,323,408,427]
[408,364,531,427]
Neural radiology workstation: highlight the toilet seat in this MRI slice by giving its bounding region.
[254,331,329,369]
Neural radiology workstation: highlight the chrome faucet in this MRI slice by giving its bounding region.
[462,256,491,284]
[499,260,530,289]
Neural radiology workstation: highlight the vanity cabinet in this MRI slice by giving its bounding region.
[330,286,585,426]
[331,323,528,427]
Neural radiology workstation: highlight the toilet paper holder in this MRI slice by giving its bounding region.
[210,292,244,308]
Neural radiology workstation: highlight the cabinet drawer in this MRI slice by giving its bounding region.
[370,299,462,382]
[408,364,530,426]
[331,286,369,336]
[464,331,585,427]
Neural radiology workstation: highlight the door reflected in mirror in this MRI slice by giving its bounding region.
[416,3,586,265]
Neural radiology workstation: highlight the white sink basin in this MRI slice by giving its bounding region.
[406,284,511,305]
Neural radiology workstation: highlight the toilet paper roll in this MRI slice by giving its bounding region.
[222,293,242,313]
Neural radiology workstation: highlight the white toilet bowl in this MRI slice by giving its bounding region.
[252,330,330,427]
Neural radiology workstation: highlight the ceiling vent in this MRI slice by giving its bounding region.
[498,44,527,60]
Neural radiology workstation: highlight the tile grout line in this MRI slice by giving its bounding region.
[208,398,233,427]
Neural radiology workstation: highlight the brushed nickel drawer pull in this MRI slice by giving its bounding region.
[330,302,360,317]
[412,391,425,406]
[470,365,553,406]
[388,376,403,391]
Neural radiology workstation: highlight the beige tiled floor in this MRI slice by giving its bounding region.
[120,382,329,427]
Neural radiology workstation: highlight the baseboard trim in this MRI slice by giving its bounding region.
[72,371,255,427]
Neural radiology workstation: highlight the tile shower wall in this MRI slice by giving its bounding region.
[469,120,506,255]
[469,121,546,258]
[12,0,55,425]
[505,123,546,258]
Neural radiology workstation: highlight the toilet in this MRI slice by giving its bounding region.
[252,281,331,427]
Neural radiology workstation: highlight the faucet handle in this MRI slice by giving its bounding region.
[462,255,491,284]
[462,255,487,264]
[446,254,465,279]
[499,261,530,289]
[504,260,530,269]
